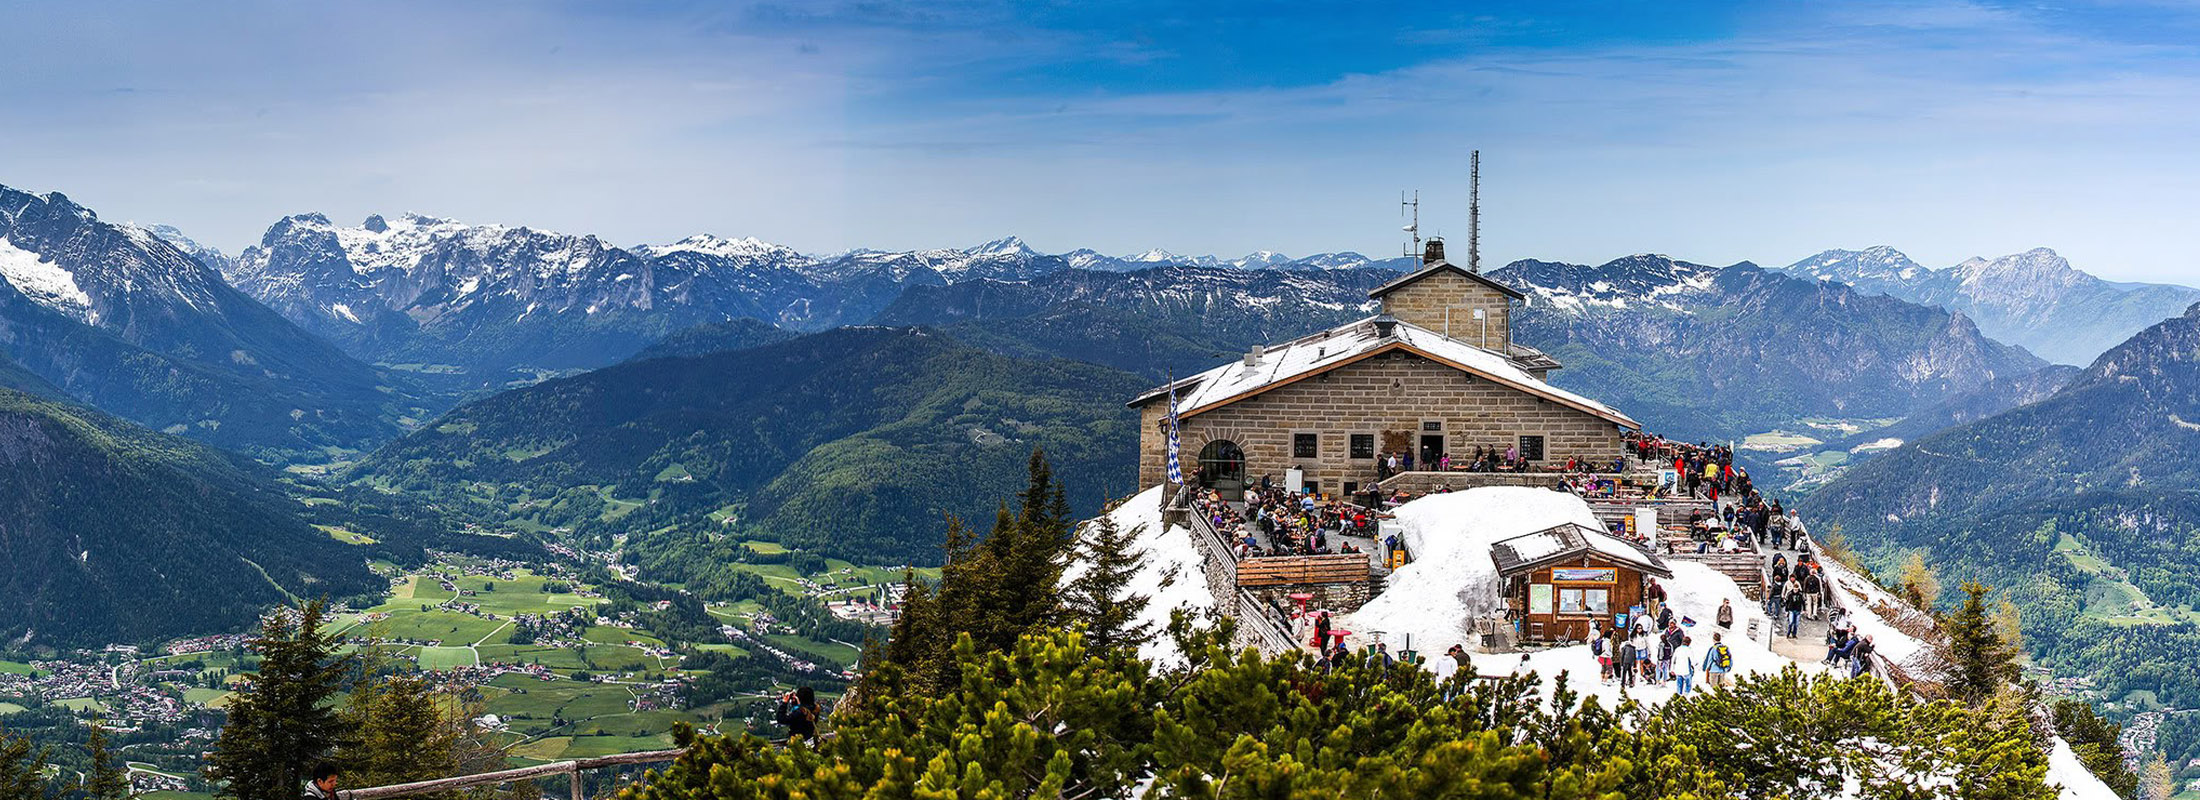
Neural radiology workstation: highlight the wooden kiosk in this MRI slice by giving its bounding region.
[1490,522,1671,643]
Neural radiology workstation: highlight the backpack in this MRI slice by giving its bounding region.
[1591,637,1605,656]
[1713,644,1732,670]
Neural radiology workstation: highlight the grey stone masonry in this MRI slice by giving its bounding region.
[1139,351,1625,491]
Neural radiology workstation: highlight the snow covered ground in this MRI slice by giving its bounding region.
[1078,486,2121,799]
[1063,486,1215,664]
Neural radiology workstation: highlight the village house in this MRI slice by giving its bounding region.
[1131,239,1639,499]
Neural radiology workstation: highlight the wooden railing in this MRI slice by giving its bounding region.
[337,748,687,800]
[1236,589,1300,655]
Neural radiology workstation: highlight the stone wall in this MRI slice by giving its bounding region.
[1138,351,1625,491]
[1377,270,1512,352]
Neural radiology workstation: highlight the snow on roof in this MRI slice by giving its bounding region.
[1491,523,1670,578]
[1130,315,1637,428]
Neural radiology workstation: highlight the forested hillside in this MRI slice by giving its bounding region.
[0,389,383,647]
[1806,303,2200,712]
[351,328,1144,562]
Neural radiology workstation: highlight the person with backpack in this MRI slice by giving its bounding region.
[1704,632,1733,690]
[1672,635,1697,695]
[776,686,820,741]
[1658,620,1683,683]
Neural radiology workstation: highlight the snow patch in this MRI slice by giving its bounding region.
[0,237,93,318]
[1065,486,1215,665]
[1343,488,1606,652]
[2048,736,2121,800]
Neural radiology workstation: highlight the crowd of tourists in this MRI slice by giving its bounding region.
[1375,447,1629,478]
[1190,485,1389,559]
[1590,597,1738,694]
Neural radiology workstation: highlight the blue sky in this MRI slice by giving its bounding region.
[4,1,2198,280]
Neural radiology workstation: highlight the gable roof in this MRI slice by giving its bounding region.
[1490,522,1671,578]
[1369,259,1526,301]
[1127,315,1638,429]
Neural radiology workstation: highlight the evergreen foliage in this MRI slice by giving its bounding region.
[205,601,353,800]
[80,727,125,800]
[1943,582,2020,707]
[1898,553,1940,614]
[1663,667,2051,800]
[0,727,48,800]
[1063,511,1153,653]
[618,622,2077,800]
[2052,699,2139,798]
[335,674,464,798]
[878,450,1083,696]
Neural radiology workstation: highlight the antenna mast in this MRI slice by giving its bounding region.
[1468,150,1481,273]
[1401,190,1420,259]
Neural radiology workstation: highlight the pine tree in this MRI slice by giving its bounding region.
[83,726,127,800]
[876,449,1083,696]
[206,600,353,800]
[1,726,51,800]
[1941,582,2018,706]
[1899,552,1940,613]
[336,674,464,799]
[1064,514,1153,653]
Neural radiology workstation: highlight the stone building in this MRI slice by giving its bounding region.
[1131,240,1638,497]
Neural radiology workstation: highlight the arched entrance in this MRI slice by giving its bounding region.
[1197,439,1246,498]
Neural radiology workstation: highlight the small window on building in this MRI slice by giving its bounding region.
[1350,434,1375,459]
[1343,481,1358,495]
[1558,588,1610,615]
[1422,420,1443,432]
[1293,432,1319,458]
[1518,434,1546,462]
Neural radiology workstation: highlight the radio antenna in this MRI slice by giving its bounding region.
[1401,190,1420,259]
[1468,150,1481,273]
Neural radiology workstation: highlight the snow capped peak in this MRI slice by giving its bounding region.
[0,236,93,319]
[969,235,1034,256]
[642,234,804,263]
[1130,248,1183,263]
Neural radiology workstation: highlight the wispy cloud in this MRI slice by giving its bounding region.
[1,1,2196,279]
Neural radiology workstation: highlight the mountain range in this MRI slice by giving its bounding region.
[1782,246,2200,366]
[1804,302,2200,711]
[0,185,415,459]
[208,214,1418,388]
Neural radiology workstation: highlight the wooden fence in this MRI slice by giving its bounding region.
[336,749,687,800]
[1235,554,1371,587]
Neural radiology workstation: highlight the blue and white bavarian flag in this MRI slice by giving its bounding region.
[1164,379,1184,485]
